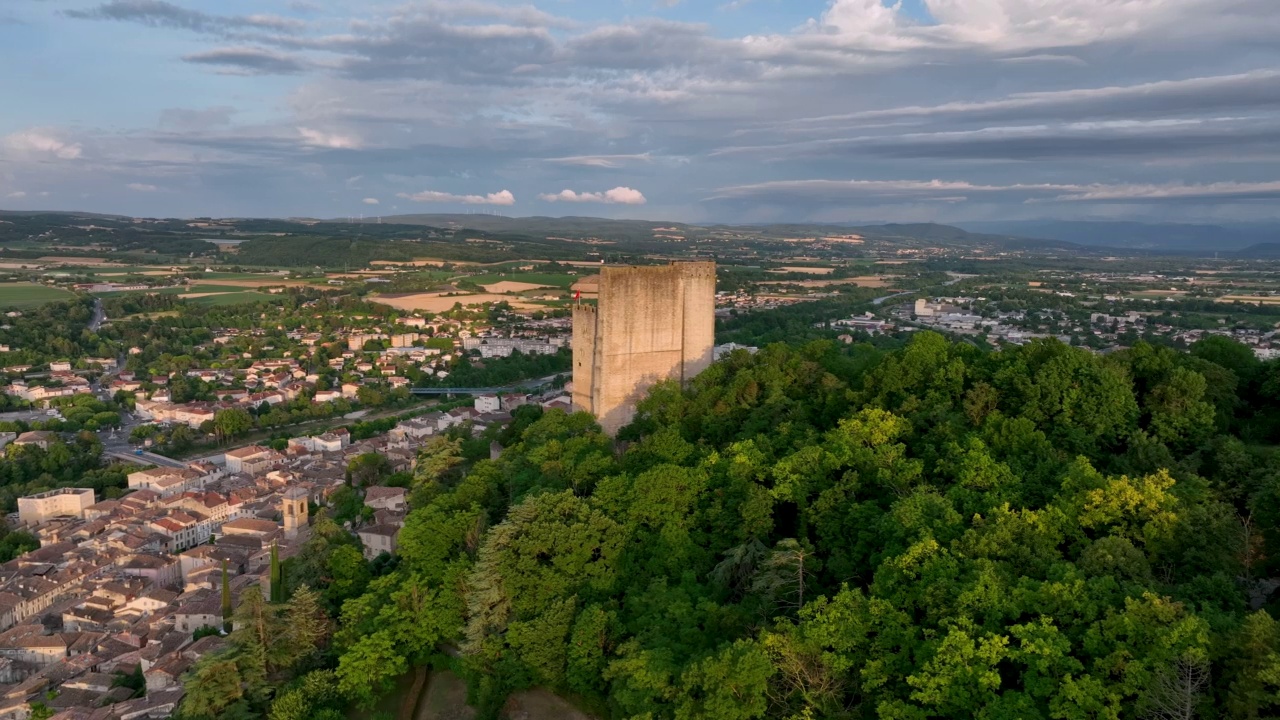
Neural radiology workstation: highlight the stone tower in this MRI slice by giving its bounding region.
[573,261,716,435]
[282,487,308,539]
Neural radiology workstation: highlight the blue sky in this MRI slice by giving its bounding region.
[3,0,1280,224]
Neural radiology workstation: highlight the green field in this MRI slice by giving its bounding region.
[465,272,579,289]
[84,265,169,273]
[97,283,265,297]
[188,291,276,306]
[0,283,76,308]
[187,284,270,294]
[199,272,292,281]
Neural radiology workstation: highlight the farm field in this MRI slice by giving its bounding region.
[372,292,541,313]
[1128,290,1188,298]
[63,265,166,275]
[188,291,276,306]
[0,283,76,308]
[36,256,115,265]
[197,272,291,281]
[757,275,899,288]
[769,266,836,274]
[201,277,316,289]
[480,281,556,293]
[1217,295,1280,305]
[464,273,579,288]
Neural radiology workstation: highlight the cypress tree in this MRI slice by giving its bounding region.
[220,560,232,633]
[270,543,283,603]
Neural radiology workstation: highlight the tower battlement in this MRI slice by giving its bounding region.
[572,261,716,435]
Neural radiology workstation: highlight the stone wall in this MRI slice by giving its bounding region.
[573,262,716,434]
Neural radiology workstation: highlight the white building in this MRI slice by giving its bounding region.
[17,488,95,525]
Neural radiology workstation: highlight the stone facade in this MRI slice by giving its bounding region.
[573,261,715,435]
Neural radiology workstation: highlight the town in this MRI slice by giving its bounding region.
[0,214,1278,719]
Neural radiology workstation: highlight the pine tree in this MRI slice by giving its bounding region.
[221,560,232,633]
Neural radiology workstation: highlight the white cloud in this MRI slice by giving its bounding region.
[544,153,652,168]
[298,127,361,149]
[539,187,648,205]
[813,0,1242,52]
[4,130,82,159]
[710,178,1280,203]
[362,197,379,204]
[1050,181,1280,201]
[5,191,26,199]
[396,189,515,205]
[127,183,158,192]
[766,70,1280,131]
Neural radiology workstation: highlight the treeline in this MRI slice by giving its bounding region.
[176,331,1280,719]
[416,349,571,389]
[233,237,429,268]
[0,298,104,364]
[716,287,889,346]
[0,433,126,512]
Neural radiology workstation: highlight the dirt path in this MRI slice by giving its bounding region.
[411,672,596,720]
[400,667,430,720]
[414,671,475,720]
[503,689,595,720]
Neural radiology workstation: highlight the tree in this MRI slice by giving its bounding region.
[1144,655,1210,720]
[267,670,341,720]
[751,539,820,616]
[279,585,331,668]
[213,407,253,444]
[220,560,232,633]
[347,452,391,487]
[182,658,245,718]
[325,545,372,609]
[270,543,283,604]
[675,640,773,720]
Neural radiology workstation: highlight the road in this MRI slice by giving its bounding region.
[871,272,969,306]
[0,410,61,424]
[872,290,914,306]
[88,298,106,332]
[104,449,188,469]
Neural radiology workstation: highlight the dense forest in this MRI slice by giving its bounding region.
[174,331,1280,719]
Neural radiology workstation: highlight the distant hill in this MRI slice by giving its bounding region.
[0,209,130,221]
[373,215,1088,253]
[1234,243,1280,259]
[369,214,694,243]
[959,220,1280,253]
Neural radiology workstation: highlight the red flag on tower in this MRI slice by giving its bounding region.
[574,290,581,302]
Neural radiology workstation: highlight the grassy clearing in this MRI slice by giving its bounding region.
[0,282,76,308]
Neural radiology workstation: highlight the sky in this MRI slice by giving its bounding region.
[2,0,1280,224]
